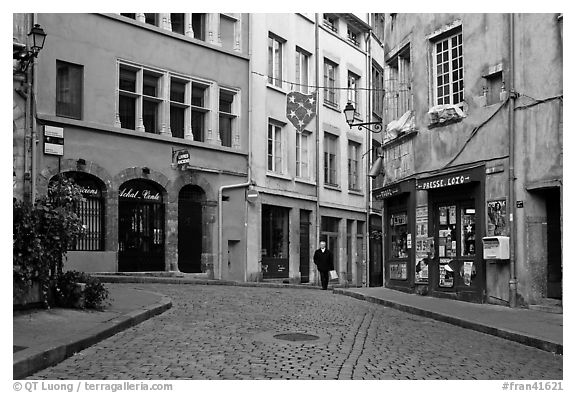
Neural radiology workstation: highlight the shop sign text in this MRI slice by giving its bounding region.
[417,175,471,190]
[119,188,161,201]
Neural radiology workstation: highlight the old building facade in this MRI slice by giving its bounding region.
[247,13,373,285]
[373,14,563,306]
[14,13,251,280]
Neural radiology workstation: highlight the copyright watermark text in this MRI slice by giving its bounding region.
[502,382,563,391]
[14,381,173,392]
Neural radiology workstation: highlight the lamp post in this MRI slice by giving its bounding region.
[343,102,385,179]
[343,102,384,134]
[14,22,47,203]
[13,24,47,72]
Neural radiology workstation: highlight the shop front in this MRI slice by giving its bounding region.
[261,204,290,279]
[378,180,416,291]
[417,166,486,303]
[118,179,165,272]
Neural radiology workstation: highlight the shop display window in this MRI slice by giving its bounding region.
[461,208,476,256]
[390,212,408,259]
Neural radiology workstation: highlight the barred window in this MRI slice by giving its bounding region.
[51,172,105,251]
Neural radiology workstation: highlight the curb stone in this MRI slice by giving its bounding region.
[13,291,172,379]
[333,289,562,355]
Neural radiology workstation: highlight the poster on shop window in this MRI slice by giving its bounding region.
[463,261,473,286]
[439,258,454,288]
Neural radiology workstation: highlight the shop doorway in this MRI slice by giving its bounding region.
[299,210,311,283]
[430,195,483,301]
[118,179,165,272]
[321,216,340,273]
[178,185,205,273]
[545,188,562,299]
[261,205,290,279]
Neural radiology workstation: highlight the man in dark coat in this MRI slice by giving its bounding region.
[313,240,334,290]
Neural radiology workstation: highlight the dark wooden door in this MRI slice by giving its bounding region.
[299,211,310,283]
[178,198,202,273]
[546,188,562,299]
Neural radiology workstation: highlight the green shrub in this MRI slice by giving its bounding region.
[13,177,86,306]
[55,270,111,310]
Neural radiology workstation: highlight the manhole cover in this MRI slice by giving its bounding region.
[273,333,320,342]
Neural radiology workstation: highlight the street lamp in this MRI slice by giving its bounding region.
[343,102,383,133]
[13,24,47,72]
[343,102,386,178]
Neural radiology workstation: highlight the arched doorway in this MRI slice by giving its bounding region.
[118,179,165,272]
[178,185,205,273]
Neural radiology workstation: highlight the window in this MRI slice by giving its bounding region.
[118,64,164,133]
[324,59,337,106]
[192,14,206,40]
[324,133,338,186]
[348,142,360,190]
[171,13,185,35]
[347,27,359,46]
[433,29,463,106]
[385,45,412,122]
[118,66,138,130]
[323,14,338,32]
[372,13,385,42]
[296,131,310,178]
[295,48,309,94]
[53,173,104,251]
[372,64,384,117]
[56,60,83,119]
[219,89,237,147]
[142,71,161,133]
[169,78,187,139]
[390,212,408,259]
[191,82,209,141]
[268,121,283,173]
[347,72,360,115]
[144,13,158,26]
[120,13,136,20]
[220,14,236,50]
[268,34,283,88]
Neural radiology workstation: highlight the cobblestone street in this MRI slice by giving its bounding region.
[30,284,563,380]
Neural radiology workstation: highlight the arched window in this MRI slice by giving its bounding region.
[50,172,105,251]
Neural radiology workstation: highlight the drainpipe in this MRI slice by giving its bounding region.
[365,27,372,287]
[243,13,253,283]
[508,13,518,307]
[30,13,38,203]
[314,13,321,285]
[218,15,252,280]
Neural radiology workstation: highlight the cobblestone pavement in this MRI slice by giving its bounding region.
[30,284,563,380]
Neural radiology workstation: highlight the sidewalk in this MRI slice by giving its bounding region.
[334,287,563,354]
[13,284,172,379]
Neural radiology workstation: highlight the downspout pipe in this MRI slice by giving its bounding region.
[218,165,251,281]
[508,13,518,307]
[30,13,38,203]
[218,15,252,280]
[365,27,372,287]
[314,13,321,285]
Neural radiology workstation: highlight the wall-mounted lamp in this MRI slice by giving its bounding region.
[13,24,47,73]
[343,102,384,133]
[76,158,86,166]
[142,167,150,175]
